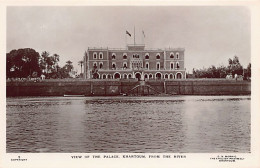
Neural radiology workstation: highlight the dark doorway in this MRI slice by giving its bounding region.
[156,73,162,80]
[114,73,121,79]
[135,73,141,81]
[176,73,182,79]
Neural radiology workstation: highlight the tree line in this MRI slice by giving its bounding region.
[192,56,251,80]
[6,48,83,79]
[7,48,251,80]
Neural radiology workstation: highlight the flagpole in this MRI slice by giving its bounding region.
[142,30,144,45]
[134,26,136,46]
[125,31,127,47]
[144,30,145,45]
[144,34,145,45]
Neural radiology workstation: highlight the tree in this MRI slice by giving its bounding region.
[243,63,251,80]
[228,55,243,77]
[53,53,60,72]
[6,48,41,78]
[65,60,73,72]
[40,52,61,78]
[247,63,251,77]
[40,51,50,74]
[192,56,244,79]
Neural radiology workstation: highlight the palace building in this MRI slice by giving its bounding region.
[84,44,186,80]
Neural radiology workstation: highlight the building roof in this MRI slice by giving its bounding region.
[88,44,185,52]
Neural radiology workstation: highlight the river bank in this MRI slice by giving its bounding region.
[6,79,251,97]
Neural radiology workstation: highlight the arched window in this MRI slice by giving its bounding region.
[107,74,111,79]
[145,62,149,69]
[99,62,103,69]
[102,74,106,79]
[99,52,103,59]
[156,62,160,70]
[114,73,121,79]
[164,74,168,79]
[176,72,182,79]
[169,74,173,79]
[93,52,97,59]
[145,53,149,59]
[132,54,139,58]
[112,62,116,69]
[170,52,174,58]
[95,73,100,79]
[155,73,162,80]
[128,74,132,79]
[170,62,174,70]
[112,53,116,59]
[156,53,160,59]
[123,62,127,69]
[93,62,97,68]
[123,53,127,59]
[176,52,179,59]
[149,74,153,79]
[144,74,148,79]
[176,62,180,69]
[123,74,128,79]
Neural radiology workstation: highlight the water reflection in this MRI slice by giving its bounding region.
[6,96,250,153]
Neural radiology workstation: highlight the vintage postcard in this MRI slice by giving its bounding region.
[0,1,260,168]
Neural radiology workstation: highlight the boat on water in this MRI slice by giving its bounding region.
[64,94,85,97]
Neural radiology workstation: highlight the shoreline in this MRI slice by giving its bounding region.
[6,79,251,97]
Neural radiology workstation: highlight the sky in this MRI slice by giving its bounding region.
[6,6,251,73]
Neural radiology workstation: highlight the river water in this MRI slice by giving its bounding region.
[6,96,250,153]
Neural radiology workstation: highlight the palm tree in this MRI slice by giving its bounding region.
[41,51,49,73]
[53,53,60,72]
[78,60,84,74]
[65,60,73,72]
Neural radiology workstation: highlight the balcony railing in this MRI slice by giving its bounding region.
[88,47,185,51]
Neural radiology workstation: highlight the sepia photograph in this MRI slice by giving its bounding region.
[1,2,260,168]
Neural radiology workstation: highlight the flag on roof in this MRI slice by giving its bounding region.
[126,30,131,37]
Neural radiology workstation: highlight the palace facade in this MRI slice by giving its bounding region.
[84,44,186,80]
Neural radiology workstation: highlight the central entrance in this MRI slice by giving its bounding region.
[135,72,142,81]
[114,72,121,79]
[155,73,162,80]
